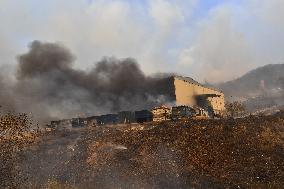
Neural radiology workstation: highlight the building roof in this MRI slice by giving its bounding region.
[173,75,223,93]
[174,76,201,85]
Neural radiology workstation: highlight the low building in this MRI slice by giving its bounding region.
[97,114,118,125]
[152,105,171,122]
[50,120,60,129]
[86,116,98,127]
[71,118,87,127]
[118,111,135,124]
[135,110,153,123]
[59,119,72,129]
[50,119,72,130]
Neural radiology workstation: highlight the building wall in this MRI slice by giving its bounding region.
[173,77,225,113]
[118,111,135,124]
[135,110,153,123]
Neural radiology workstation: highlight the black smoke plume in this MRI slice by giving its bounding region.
[0,41,175,123]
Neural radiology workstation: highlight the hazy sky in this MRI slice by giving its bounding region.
[0,0,284,83]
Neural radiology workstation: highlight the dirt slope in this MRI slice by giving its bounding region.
[19,113,284,189]
[68,113,284,189]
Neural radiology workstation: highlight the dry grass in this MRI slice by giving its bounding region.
[4,112,283,188]
[0,112,39,188]
[72,113,284,188]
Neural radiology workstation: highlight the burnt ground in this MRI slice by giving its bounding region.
[19,113,284,189]
[18,129,84,188]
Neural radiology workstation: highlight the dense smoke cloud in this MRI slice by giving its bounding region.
[0,41,175,123]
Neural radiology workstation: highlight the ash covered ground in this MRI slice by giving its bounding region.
[19,113,284,189]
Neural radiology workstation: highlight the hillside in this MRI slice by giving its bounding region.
[18,113,284,188]
[216,64,284,111]
[218,64,284,98]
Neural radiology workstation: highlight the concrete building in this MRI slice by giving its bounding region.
[168,76,225,115]
[50,119,72,130]
[97,114,118,125]
[86,116,98,127]
[135,110,153,123]
[71,118,87,127]
[118,111,135,124]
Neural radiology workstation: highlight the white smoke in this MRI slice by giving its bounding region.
[0,0,284,82]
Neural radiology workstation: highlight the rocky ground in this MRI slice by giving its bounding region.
[18,112,284,189]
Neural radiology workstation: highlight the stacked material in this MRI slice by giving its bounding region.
[151,105,171,122]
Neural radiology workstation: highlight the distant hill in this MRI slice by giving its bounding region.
[216,64,284,111]
[217,64,284,98]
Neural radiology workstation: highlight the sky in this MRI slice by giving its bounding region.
[0,0,284,83]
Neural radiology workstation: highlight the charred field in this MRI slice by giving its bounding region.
[15,112,284,189]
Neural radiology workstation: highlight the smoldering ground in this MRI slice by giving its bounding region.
[0,40,175,123]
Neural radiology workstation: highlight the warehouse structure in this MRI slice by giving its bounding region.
[118,111,135,124]
[169,76,225,116]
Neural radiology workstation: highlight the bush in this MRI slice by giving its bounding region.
[0,111,38,188]
[225,101,245,117]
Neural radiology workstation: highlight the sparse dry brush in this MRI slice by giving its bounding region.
[4,111,283,188]
[43,179,77,189]
[0,111,39,188]
[72,113,284,188]
[225,101,246,117]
